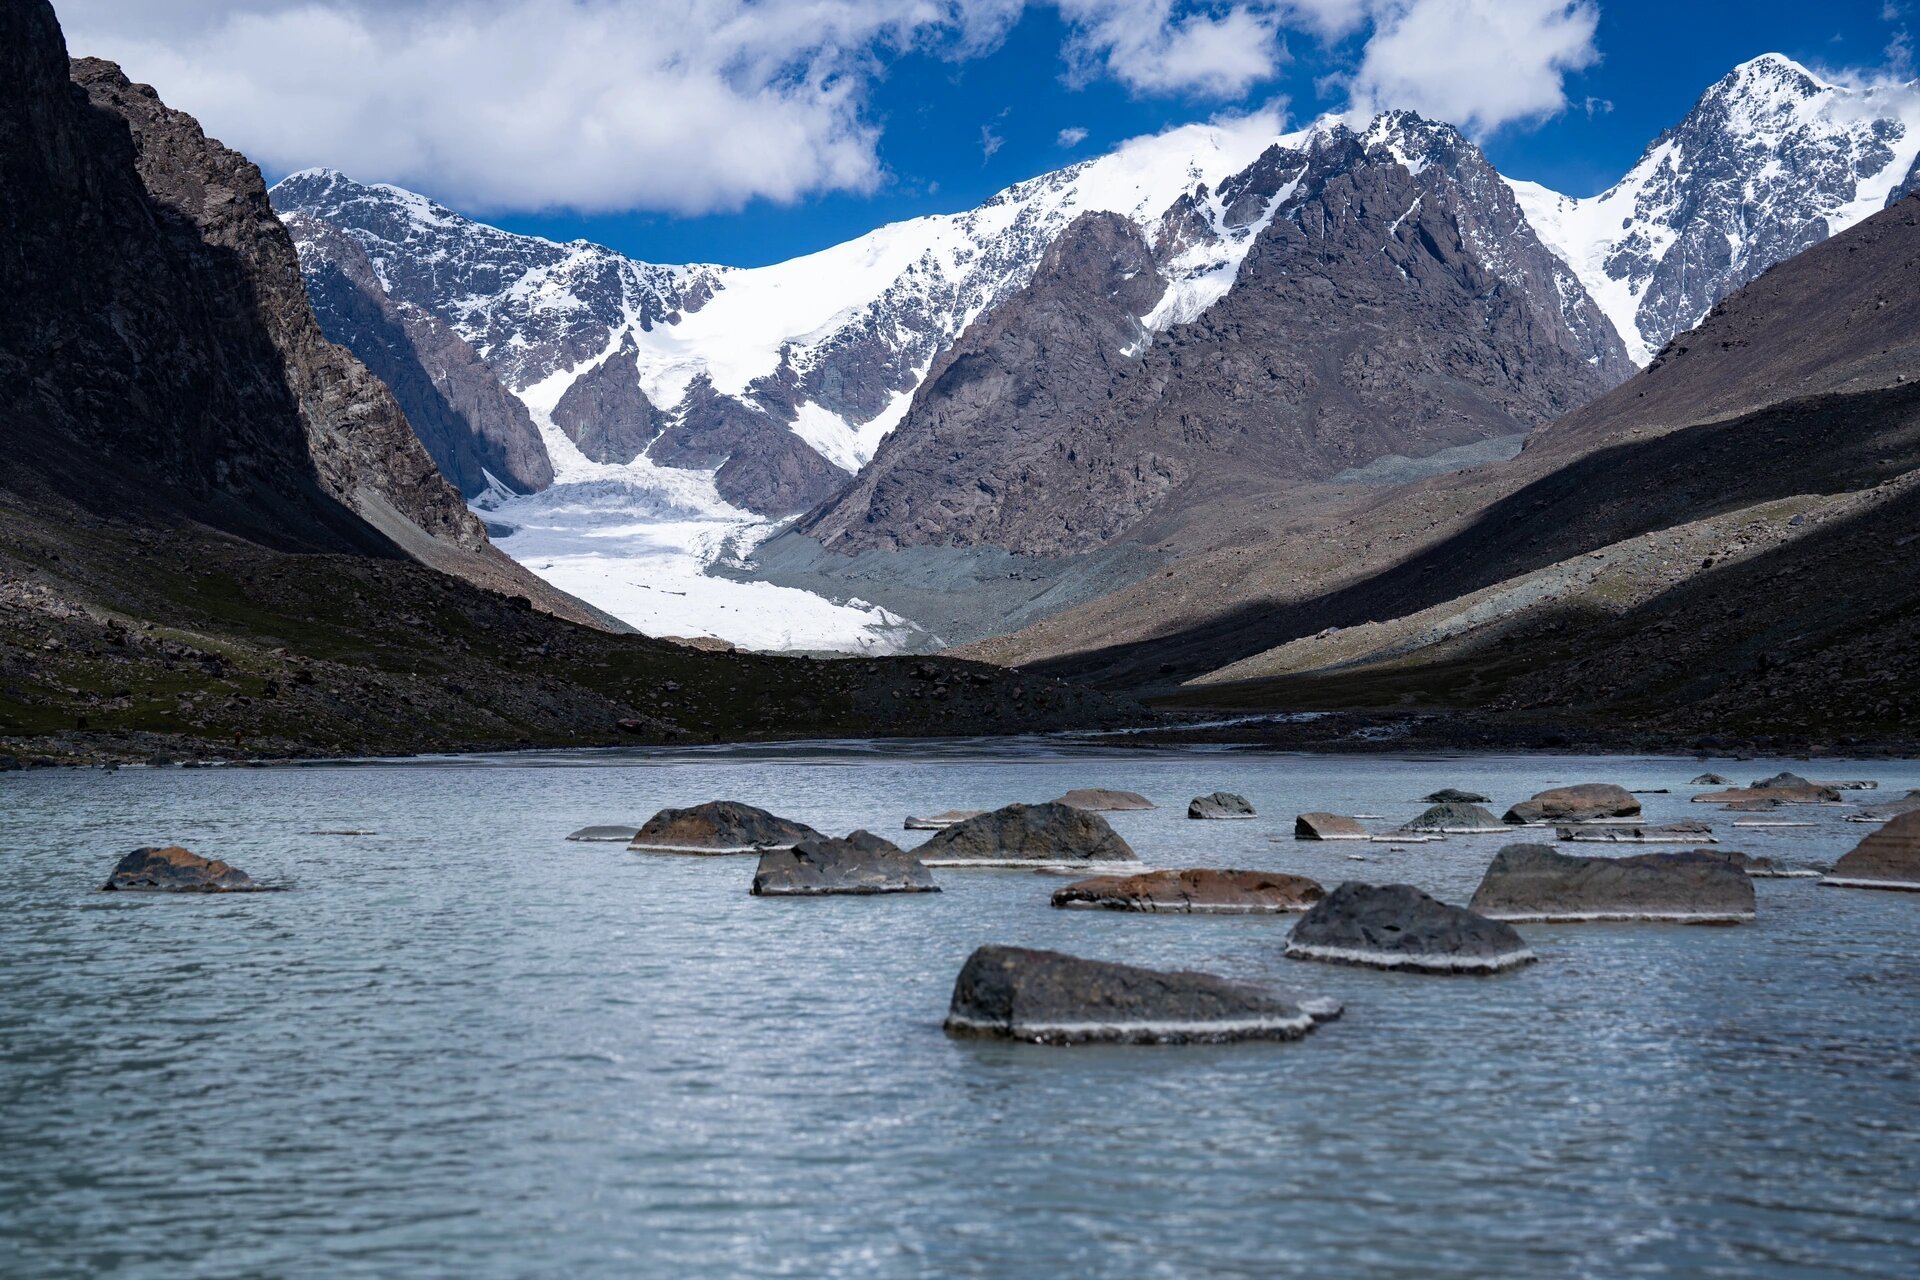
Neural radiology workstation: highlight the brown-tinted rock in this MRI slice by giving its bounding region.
[1469,843,1756,923]
[1503,783,1641,824]
[1295,812,1369,840]
[1822,810,1920,891]
[1053,788,1155,811]
[1693,785,1840,806]
[102,845,264,892]
[1051,868,1324,914]
[914,802,1138,867]
[628,801,821,854]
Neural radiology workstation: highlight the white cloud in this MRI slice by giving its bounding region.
[1056,124,1089,145]
[1345,1,1601,134]
[981,123,1005,159]
[1058,1,1288,96]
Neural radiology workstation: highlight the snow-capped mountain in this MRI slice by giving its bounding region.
[1510,54,1920,363]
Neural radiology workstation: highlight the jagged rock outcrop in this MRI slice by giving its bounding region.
[549,335,664,466]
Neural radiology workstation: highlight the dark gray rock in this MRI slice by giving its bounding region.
[1188,791,1255,820]
[1423,788,1489,804]
[549,333,664,465]
[914,802,1137,867]
[1703,848,1819,879]
[102,846,265,892]
[1691,773,1733,785]
[1557,819,1716,844]
[1403,802,1505,833]
[1285,882,1535,974]
[1751,771,1815,790]
[567,825,639,843]
[1051,868,1323,914]
[751,831,939,896]
[1503,783,1641,824]
[1822,810,1920,891]
[628,801,821,854]
[1469,843,1756,922]
[944,945,1336,1044]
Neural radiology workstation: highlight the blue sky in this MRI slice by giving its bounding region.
[59,1,1919,267]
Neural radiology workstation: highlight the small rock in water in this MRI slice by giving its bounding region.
[1558,820,1716,844]
[1402,802,1505,834]
[751,832,939,896]
[903,810,986,830]
[567,825,640,843]
[1469,844,1755,923]
[1295,812,1370,840]
[1750,771,1815,790]
[1504,784,1641,825]
[914,803,1138,868]
[1052,868,1323,914]
[1813,779,1878,791]
[102,846,266,893]
[1704,848,1819,879]
[1821,810,1920,892]
[1691,773,1733,786]
[943,945,1336,1044]
[628,801,822,854]
[1188,792,1256,820]
[1053,788,1155,812]
[1847,792,1920,824]
[1285,882,1534,974]
[1423,788,1490,804]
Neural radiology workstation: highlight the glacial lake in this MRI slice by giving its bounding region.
[2,741,1917,1279]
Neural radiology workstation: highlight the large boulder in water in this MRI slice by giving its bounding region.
[1469,843,1755,923]
[914,803,1137,867]
[1285,882,1534,974]
[628,801,821,854]
[102,846,264,892]
[1423,788,1489,804]
[566,825,639,843]
[1822,810,1920,892]
[1188,792,1255,820]
[1693,784,1840,806]
[1295,812,1369,840]
[1503,783,1640,825]
[751,832,939,896]
[1052,868,1323,914]
[1403,802,1505,833]
[1053,788,1155,811]
[943,945,1338,1044]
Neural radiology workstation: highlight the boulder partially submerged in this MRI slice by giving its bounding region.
[1815,779,1878,791]
[1822,810,1920,892]
[1423,788,1490,804]
[1750,771,1815,790]
[1690,773,1733,785]
[102,846,266,893]
[1295,812,1369,841]
[1052,868,1323,914]
[566,825,639,843]
[1053,788,1155,812]
[628,801,821,854]
[914,802,1138,868]
[1188,792,1256,820]
[1469,844,1755,923]
[1704,848,1820,879]
[1503,784,1640,825]
[943,945,1337,1044]
[1558,820,1716,844]
[1403,802,1505,834]
[1848,792,1920,824]
[1285,882,1534,974]
[904,810,986,831]
[1694,785,1840,806]
[751,832,939,896]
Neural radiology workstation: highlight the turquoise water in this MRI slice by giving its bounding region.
[2,742,1917,1278]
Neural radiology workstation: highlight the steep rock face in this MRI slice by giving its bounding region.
[804,116,1634,558]
[549,334,663,466]
[283,211,552,496]
[69,59,487,551]
[1513,55,1920,362]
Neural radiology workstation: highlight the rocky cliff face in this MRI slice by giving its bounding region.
[801,115,1635,558]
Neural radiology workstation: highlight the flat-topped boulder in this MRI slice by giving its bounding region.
[1423,788,1490,804]
[1053,788,1155,812]
[102,846,266,893]
[1403,802,1505,834]
[1691,773,1733,786]
[1703,848,1819,879]
[1052,868,1324,914]
[628,801,821,854]
[1504,783,1640,825]
[1559,820,1716,844]
[943,945,1337,1044]
[1469,844,1755,923]
[751,832,939,896]
[1285,882,1534,974]
[1815,779,1878,791]
[1848,792,1920,823]
[566,825,639,843]
[1295,812,1369,840]
[1822,810,1920,892]
[914,802,1138,867]
[1694,784,1840,806]
[1188,792,1256,820]
[904,810,985,830]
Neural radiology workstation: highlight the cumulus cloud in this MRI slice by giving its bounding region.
[1056,124,1090,146]
[1058,1,1289,96]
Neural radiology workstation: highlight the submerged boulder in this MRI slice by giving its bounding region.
[914,802,1137,867]
[1403,802,1505,834]
[1822,810,1920,891]
[102,846,264,893]
[1285,882,1534,974]
[1751,771,1815,790]
[1469,844,1755,923]
[943,945,1337,1044]
[628,801,821,854]
[1703,848,1819,879]
[1693,784,1840,806]
[566,825,639,843]
[751,832,939,896]
[904,810,986,830]
[1690,773,1733,786]
[1558,820,1716,844]
[1188,792,1256,820]
[1423,788,1490,804]
[1295,812,1369,840]
[1052,868,1323,914]
[1053,788,1155,812]
[1503,784,1640,825]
